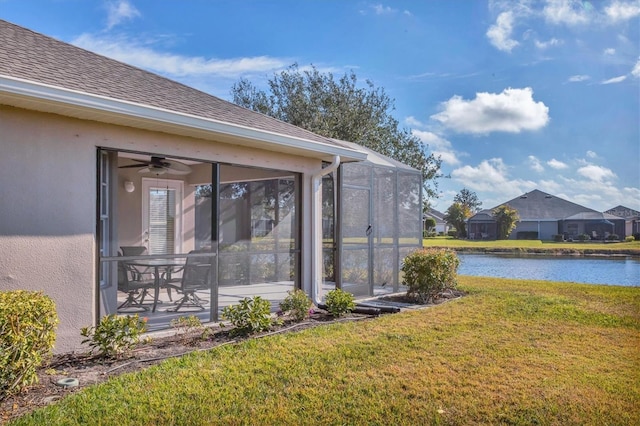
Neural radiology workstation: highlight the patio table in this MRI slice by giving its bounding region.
[127,259,185,313]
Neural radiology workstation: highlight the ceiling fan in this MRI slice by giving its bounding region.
[119,156,192,175]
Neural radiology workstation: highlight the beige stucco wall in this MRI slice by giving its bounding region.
[1,105,320,353]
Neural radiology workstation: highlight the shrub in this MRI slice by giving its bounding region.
[606,234,619,241]
[279,289,312,322]
[81,314,147,359]
[170,315,212,343]
[222,296,275,336]
[401,248,460,304]
[0,291,58,400]
[625,235,635,242]
[552,234,564,242]
[577,233,590,241]
[324,289,355,317]
[447,230,457,237]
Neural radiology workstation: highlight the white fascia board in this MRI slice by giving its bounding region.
[0,76,368,162]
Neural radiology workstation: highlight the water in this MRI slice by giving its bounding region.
[457,253,640,287]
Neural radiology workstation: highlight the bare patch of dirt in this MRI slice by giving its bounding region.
[1,292,464,423]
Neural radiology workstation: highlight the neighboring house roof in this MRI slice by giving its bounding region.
[424,208,446,224]
[605,205,640,218]
[0,20,366,162]
[564,212,624,221]
[471,189,598,221]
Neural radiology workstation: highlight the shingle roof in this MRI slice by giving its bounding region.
[564,212,624,221]
[474,189,597,220]
[0,20,356,153]
[330,139,418,171]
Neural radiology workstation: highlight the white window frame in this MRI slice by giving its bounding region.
[142,178,184,255]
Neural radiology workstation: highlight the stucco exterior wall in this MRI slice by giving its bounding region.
[1,105,321,353]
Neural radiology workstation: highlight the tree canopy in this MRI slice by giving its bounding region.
[453,188,483,213]
[230,64,442,200]
[444,202,471,239]
[493,204,520,240]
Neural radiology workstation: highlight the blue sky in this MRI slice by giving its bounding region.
[2,0,639,211]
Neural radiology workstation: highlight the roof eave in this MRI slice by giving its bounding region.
[0,75,367,162]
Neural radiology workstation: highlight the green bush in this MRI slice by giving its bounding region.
[81,314,147,359]
[1,291,58,400]
[170,315,212,344]
[552,234,564,242]
[222,296,275,336]
[324,289,355,317]
[577,233,590,241]
[279,289,312,322]
[606,234,619,241]
[401,248,460,304]
[625,235,635,242]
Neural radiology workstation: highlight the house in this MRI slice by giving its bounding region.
[0,20,422,352]
[467,189,626,241]
[605,205,640,238]
[423,208,450,235]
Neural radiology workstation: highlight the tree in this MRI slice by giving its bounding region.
[424,217,437,233]
[493,204,520,240]
[444,202,471,238]
[453,188,482,213]
[230,64,442,200]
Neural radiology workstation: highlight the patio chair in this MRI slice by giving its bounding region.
[167,250,212,312]
[120,245,176,301]
[117,259,155,312]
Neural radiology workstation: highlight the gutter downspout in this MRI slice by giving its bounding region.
[311,155,340,305]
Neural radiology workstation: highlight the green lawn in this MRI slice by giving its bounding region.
[10,277,640,425]
[424,236,640,254]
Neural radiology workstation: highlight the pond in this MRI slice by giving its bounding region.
[457,253,640,287]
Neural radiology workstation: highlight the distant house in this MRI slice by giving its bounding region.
[605,205,640,237]
[467,189,626,241]
[423,208,450,234]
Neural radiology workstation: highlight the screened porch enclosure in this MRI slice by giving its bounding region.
[322,144,423,299]
[98,150,300,331]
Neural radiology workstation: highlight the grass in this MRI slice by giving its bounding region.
[10,277,640,425]
[424,236,640,254]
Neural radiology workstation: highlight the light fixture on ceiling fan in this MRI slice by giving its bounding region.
[119,156,192,175]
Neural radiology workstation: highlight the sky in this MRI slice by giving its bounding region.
[2,0,639,212]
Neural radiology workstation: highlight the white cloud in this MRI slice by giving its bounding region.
[431,87,550,134]
[601,75,627,84]
[72,33,289,79]
[605,0,640,22]
[543,0,591,26]
[528,155,545,172]
[586,150,598,158]
[372,4,395,15]
[547,158,569,169]
[404,116,425,128]
[412,130,461,166]
[632,58,640,77]
[106,0,140,30]
[604,48,616,55]
[577,164,617,182]
[535,38,562,49]
[568,74,590,82]
[451,158,536,197]
[486,11,520,52]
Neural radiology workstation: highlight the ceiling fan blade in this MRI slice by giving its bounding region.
[138,166,167,175]
[119,163,149,169]
[163,160,192,175]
